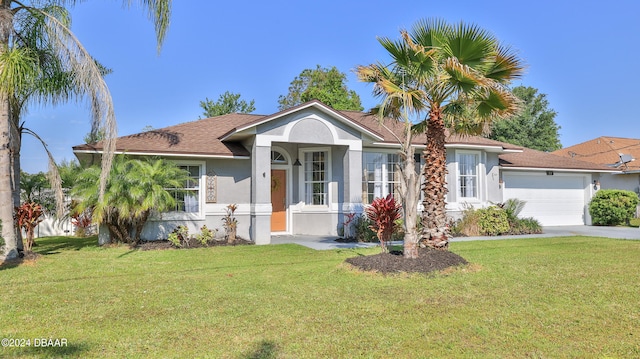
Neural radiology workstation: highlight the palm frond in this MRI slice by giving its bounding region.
[484,44,526,83]
[38,7,117,202]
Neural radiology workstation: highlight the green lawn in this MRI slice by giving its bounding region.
[1,236,640,358]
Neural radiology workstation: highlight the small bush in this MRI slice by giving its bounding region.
[353,215,377,242]
[453,199,542,237]
[168,225,189,248]
[195,225,216,245]
[508,217,542,235]
[589,189,639,226]
[499,198,526,221]
[477,206,510,236]
[450,207,481,237]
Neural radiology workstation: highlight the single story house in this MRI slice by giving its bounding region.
[553,136,640,194]
[73,101,618,244]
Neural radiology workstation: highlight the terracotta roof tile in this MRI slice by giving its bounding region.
[552,136,640,170]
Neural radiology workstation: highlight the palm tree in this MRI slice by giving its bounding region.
[364,19,524,250]
[72,155,190,245]
[356,65,426,258]
[0,1,171,259]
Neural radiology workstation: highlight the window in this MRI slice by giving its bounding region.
[169,165,200,213]
[271,151,287,164]
[362,153,400,204]
[458,153,478,199]
[304,151,327,205]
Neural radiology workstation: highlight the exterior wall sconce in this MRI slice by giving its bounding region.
[499,179,504,189]
[593,180,600,190]
[293,158,302,166]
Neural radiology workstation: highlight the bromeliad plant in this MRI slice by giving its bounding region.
[365,194,402,252]
[14,202,45,252]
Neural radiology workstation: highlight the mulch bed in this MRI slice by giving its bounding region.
[345,247,468,274]
[136,238,254,250]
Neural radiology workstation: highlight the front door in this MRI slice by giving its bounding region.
[271,169,287,231]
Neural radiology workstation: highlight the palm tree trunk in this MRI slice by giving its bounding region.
[11,121,24,250]
[133,211,150,244]
[401,126,420,259]
[0,93,18,259]
[0,2,20,259]
[421,106,450,249]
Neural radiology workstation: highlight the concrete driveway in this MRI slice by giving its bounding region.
[272,225,640,250]
[452,225,640,242]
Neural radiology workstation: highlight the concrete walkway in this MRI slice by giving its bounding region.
[271,225,640,250]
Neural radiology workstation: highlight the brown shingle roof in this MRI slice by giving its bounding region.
[73,101,614,172]
[73,101,523,157]
[73,113,262,157]
[500,147,617,171]
[339,109,523,150]
[552,136,640,170]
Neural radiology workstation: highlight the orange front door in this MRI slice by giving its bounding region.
[271,170,287,232]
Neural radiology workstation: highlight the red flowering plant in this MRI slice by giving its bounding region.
[14,202,45,252]
[365,194,402,253]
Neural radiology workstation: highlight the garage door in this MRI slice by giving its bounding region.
[503,173,587,226]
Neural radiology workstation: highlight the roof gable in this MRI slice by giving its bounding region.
[552,136,640,170]
[221,100,384,142]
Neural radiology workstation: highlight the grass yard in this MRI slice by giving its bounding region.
[1,235,640,358]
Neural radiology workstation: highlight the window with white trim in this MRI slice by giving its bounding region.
[457,152,479,199]
[304,151,328,205]
[169,165,200,213]
[271,151,287,164]
[362,152,400,204]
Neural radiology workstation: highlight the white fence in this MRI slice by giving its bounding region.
[34,215,75,238]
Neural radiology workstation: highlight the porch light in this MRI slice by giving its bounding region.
[293,158,302,166]
[593,180,600,190]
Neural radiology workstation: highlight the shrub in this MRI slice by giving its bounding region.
[168,225,189,248]
[589,189,639,226]
[477,206,510,236]
[499,198,526,221]
[450,207,481,237]
[70,207,94,237]
[195,225,216,245]
[353,215,376,242]
[508,216,542,235]
[365,194,402,252]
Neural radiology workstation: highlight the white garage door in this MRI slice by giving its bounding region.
[503,173,587,226]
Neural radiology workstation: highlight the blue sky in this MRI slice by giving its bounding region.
[20,0,640,173]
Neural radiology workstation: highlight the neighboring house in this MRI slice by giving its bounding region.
[553,136,640,194]
[73,101,618,244]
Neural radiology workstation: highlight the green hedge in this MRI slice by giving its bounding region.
[589,189,639,226]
